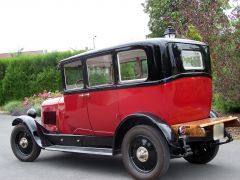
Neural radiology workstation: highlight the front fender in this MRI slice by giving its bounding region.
[12,115,47,148]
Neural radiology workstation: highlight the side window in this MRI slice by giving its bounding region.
[181,50,204,70]
[64,61,83,90]
[117,49,148,82]
[86,55,113,87]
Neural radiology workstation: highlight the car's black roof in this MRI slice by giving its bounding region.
[59,38,207,64]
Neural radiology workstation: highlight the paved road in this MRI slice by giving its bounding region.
[0,114,239,180]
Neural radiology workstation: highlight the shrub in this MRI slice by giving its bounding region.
[3,101,24,116]
[0,60,9,105]
[213,94,240,113]
[0,50,85,105]
[30,68,61,93]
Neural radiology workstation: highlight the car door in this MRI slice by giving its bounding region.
[85,54,119,136]
[61,59,94,135]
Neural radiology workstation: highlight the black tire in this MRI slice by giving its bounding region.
[121,125,170,180]
[184,143,219,164]
[10,124,41,162]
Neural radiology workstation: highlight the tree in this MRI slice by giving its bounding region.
[184,25,203,41]
[143,0,240,112]
[143,0,230,40]
[213,18,240,112]
[143,0,185,37]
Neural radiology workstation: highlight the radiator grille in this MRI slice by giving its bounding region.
[43,111,56,125]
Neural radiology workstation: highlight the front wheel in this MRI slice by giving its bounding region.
[184,142,219,164]
[10,124,41,162]
[121,125,170,180]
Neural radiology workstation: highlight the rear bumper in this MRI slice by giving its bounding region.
[171,116,240,139]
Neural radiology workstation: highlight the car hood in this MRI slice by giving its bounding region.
[42,96,64,107]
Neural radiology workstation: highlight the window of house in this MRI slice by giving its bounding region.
[117,49,148,83]
[86,55,113,87]
[64,61,83,90]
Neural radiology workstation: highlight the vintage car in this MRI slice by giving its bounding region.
[10,37,239,179]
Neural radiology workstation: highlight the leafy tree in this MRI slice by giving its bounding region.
[184,25,203,41]
[143,0,230,41]
[213,18,240,112]
[143,0,185,37]
[143,0,240,112]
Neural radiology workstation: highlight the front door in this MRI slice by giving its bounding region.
[61,60,93,135]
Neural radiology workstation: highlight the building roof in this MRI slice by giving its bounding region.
[0,50,46,59]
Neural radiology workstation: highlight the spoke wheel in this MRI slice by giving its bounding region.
[11,124,41,162]
[129,136,157,173]
[16,131,33,156]
[184,142,219,164]
[122,125,170,180]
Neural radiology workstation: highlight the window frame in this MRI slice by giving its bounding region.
[85,53,115,88]
[63,59,85,91]
[117,49,149,84]
[181,50,204,70]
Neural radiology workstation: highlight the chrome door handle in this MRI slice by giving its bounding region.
[79,93,90,98]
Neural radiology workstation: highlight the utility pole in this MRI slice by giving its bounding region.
[93,35,97,49]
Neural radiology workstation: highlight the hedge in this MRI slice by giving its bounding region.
[0,51,85,105]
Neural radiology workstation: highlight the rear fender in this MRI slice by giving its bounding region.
[113,113,174,155]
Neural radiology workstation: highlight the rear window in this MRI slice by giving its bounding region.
[181,50,204,70]
[170,43,210,73]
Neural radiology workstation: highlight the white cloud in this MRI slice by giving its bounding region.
[0,0,150,53]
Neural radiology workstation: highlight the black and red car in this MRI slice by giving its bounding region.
[10,37,239,179]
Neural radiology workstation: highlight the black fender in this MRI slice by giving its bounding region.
[12,115,49,148]
[113,113,174,155]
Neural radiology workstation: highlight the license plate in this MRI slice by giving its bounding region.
[213,123,224,140]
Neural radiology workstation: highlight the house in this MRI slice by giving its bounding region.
[0,50,46,59]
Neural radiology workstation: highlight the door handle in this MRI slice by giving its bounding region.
[84,93,90,97]
[79,93,90,98]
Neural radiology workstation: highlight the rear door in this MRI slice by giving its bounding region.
[85,54,119,136]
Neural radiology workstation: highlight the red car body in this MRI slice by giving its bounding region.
[42,76,212,136]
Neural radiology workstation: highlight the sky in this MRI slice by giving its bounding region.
[0,0,150,53]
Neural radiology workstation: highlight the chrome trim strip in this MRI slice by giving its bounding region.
[45,145,113,156]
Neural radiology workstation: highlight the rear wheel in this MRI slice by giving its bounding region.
[121,125,170,180]
[10,124,41,162]
[184,142,219,164]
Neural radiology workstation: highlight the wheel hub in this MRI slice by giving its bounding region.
[19,137,28,149]
[136,146,149,162]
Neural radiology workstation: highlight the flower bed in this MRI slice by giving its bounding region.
[4,90,62,116]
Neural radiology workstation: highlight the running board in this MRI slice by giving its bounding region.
[44,145,113,156]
